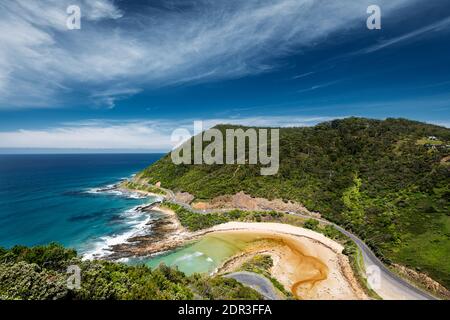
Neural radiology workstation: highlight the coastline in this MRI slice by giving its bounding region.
[103,182,371,299]
[106,205,193,260]
[102,180,443,300]
[107,201,368,300]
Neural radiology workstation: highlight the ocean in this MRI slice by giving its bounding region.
[0,154,163,258]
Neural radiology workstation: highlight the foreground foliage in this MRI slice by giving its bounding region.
[141,118,450,288]
[0,244,262,300]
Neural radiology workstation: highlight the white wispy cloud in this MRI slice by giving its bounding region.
[0,122,172,150]
[0,0,416,109]
[1,113,448,151]
[292,72,315,80]
[361,16,450,54]
[90,87,143,109]
[201,116,339,129]
[430,121,450,128]
[297,79,343,93]
[0,116,339,151]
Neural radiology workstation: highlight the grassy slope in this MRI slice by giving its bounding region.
[140,118,450,288]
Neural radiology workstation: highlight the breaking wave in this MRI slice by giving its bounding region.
[82,205,156,260]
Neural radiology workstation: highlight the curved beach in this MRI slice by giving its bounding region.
[209,222,368,300]
[112,203,368,300]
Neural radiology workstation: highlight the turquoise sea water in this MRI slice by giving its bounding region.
[0,154,163,258]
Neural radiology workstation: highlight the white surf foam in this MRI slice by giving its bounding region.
[81,177,161,260]
[173,251,205,263]
[84,183,147,199]
[82,205,156,260]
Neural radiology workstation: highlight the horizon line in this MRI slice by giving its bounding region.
[0,148,169,155]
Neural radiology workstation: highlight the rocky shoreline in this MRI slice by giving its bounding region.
[106,205,192,260]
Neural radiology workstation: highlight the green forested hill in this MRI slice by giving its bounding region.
[139,118,450,288]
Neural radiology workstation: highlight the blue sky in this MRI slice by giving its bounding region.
[0,0,449,152]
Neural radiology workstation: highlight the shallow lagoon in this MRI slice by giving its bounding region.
[140,233,256,275]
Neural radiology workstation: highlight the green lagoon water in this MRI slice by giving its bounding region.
[132,233,259,275]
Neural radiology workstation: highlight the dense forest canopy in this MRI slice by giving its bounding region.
[140,118,450,288]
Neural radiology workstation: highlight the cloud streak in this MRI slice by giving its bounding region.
[0,0,416,109]
[361,16,450,54]
[297,80,343,93]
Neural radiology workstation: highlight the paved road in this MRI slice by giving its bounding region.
[225,271,281,300]
[154,185,437,300]
[282,212,437,300]
[330,223,437,300]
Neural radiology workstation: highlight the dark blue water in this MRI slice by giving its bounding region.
[0,154,163,258]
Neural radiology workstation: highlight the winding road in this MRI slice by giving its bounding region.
[330,222,437,300]
[225,271,282,300]
[157,186,437,300]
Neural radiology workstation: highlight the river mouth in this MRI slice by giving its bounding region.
[128,230,329,298]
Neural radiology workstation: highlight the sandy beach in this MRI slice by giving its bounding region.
[210,223,368,300]
[110,205,367,300]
